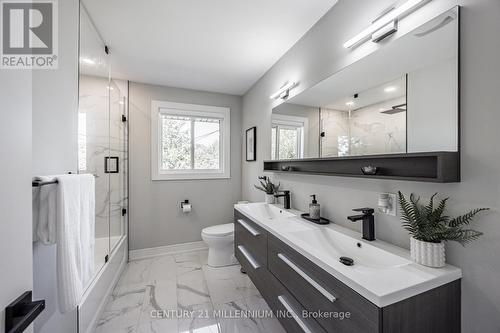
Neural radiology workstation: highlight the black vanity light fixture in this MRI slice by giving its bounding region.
[269,81,298,100]
[343,0,431,48]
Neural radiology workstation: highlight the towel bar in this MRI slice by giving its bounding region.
[32,180,58,187]
[32,174,98,187]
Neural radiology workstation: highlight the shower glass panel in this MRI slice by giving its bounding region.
[78,6,110,276]
[108,79,128,253]
[78,5,128,282]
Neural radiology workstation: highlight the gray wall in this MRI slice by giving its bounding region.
[241,0,500,331]
[32,2,79,175]
[129,82,242,250]
[0,61,34,333]
[31,0,79,332]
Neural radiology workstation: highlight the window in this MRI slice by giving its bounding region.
[151,101,230,180]
[271,114,307,160]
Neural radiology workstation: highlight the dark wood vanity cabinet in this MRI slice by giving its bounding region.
[234,210,461,333]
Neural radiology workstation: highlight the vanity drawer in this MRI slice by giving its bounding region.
[273,286,327,333]
[253,266,326,333]
[234,210,267,267]
[268,234,380,333]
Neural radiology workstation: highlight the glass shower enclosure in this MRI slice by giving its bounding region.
[78,6,128,279]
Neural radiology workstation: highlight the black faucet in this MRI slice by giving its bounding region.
[347,208,375,241]
[274,190,291,209]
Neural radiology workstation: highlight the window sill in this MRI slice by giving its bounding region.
[152,172,230,181]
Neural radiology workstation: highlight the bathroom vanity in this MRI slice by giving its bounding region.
[234,203,462,333]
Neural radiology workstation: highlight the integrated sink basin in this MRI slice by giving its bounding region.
[286,228,412,269]
[237,202,297,221]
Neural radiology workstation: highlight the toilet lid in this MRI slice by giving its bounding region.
[202,223,234,237]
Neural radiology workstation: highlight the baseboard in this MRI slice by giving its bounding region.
[129,241,208,261]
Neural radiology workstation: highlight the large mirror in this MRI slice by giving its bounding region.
[271,7,458,160]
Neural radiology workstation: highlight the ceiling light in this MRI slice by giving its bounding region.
[343,0,429,48]
[346,101,355,107]
[270,82,298,100]
[384,86,397,93]
[80,57,95,65]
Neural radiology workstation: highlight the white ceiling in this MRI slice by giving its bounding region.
[82,0,338,95]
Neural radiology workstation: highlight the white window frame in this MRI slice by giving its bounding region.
[271,114,308,159]
[151,100,230,180]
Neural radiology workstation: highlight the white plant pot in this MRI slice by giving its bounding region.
[265,194,275,204]
[410,237,445,268]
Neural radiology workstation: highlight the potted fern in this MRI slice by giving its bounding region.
[254,177,280,204]
[398,192,489,268]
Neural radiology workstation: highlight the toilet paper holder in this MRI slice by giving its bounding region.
[181,199,190,209]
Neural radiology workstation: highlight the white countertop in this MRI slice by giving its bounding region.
[234,202,462,307]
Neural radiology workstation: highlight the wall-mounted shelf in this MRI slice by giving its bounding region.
[263,152,460,183]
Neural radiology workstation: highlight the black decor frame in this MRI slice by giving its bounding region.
[246,127,257,162]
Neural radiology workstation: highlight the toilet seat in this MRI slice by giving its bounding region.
[202,223,234,237]
[201,223,238,267]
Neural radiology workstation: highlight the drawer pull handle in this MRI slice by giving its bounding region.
[278,295,313,333]
[237,219,260,236]
[278,253,336,302]
[238,245,260,270]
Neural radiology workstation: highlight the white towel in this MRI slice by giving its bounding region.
[55,174,95,313]
[34,176,58,245]
[32,187,40,242]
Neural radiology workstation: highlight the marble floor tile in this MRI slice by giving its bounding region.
[214,299,261,333]
[202,263,242,281]
[197,250,209,266]
[114,258,153,295]
[96,250,284,333]
[137,319,178,333]
[95,289,145,333]
[177,302,220,333]
[233,275,261,299]
[203,262,259,304]
[245,295,285,333]
[137,283,179,333]
[206,276,243,305]
[175,252,203,276]
[149,255,177,282]
[174,251,205,264]
[177,270,211,308]
[140,281,178,319]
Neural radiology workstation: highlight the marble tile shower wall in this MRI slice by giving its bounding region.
[349,97,406,155]
[320,100,406,157]
[95,250,285,333]
[78,75,128,251]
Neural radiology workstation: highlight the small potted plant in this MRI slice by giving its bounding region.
[254,177,280,204]
[398,191,489,268]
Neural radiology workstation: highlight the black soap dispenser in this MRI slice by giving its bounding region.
[309,195,320,220]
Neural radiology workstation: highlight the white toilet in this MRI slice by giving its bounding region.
[201,223,238,267]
